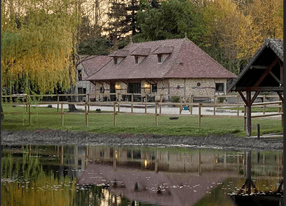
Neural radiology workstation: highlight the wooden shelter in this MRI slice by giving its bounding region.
[228,39,283,136]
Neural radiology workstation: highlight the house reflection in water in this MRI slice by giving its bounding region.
[73,146,282,206]
[1,145,283,206]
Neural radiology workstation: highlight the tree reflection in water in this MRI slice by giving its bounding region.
[1,145,283,206]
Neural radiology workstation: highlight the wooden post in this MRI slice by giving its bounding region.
[118,93,120,112]
[57,94,59,112]
[118,103,120,113]
[131,93,134,102]
[145,94,147,114]
[244,105,246,131]
[278,96,281,112]
[245,151,252,194]
[281,102,283,127]
[28,104,31,125]
[199,103,202,127]
[179,97,182,114]
[85,102,88,126]
[26,95,29,112]
[61,103,64,127]
[257,124,260,140]
[87,94,90,112]
[198,150,202,176]
[237,95,240,116]
[246,91,251,136]
[113,102,116,126]
[213,95,216,116]
[159,94,163,114]
[190,95,193,114]
[155,102,158,126]
[263,95,266,114]
[60,145,64,165]
[131,102,133,113]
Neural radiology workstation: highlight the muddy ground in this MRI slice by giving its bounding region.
[1,129,283,151]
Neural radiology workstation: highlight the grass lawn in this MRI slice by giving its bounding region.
[218,107,281,113]
[1,104,283,137]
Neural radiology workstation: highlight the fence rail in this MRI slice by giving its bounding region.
[1,93,283,130]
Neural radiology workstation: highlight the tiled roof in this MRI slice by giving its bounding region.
[152,46,174,54]
[109,50,129,57]
[228,38,283,92]
[79,55,112,79]
[87,38,237,81]
[164,40,237,78]
[266,39,283,61]
[130,48,151,56]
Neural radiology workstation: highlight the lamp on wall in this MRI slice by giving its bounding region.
[115,84,121,90]
[144,83,150,89]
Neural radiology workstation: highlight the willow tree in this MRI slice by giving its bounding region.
[1,0,81,117]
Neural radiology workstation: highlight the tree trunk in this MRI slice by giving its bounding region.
[66,87,78,112]
[1,104,4,119]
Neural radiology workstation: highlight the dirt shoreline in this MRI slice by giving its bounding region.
[1,129,283,151]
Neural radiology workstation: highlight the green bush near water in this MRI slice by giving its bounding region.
[1,103,283,137]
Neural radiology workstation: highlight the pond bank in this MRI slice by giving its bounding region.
[1,130,283,151]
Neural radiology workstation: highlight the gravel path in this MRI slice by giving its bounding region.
[1,130,283,151]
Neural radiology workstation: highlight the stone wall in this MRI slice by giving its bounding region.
[90,78,228,101]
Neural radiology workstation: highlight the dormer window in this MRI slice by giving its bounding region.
[152,46,174,64]
[158,54,162,63]
[109,50,129,65]
[130,48,151,65]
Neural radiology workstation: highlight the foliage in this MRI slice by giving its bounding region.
[171,96,180,103]
[237,0,283,59]
[217,97,226,103]
[104,1,128,42]
[78,37,113,55]
[133,0,206,45]
[1,0,81,94]
[121,0,141,36]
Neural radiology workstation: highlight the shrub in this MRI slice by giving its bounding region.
[171,96,180,102]
[217,97,226,103]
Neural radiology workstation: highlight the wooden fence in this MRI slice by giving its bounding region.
[1,93,283,130]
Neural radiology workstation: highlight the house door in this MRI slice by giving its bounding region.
[78,87,86,101]
[110,83,116,101]
[128,82,141,101]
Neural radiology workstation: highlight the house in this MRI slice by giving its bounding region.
[76,55,112,101]
[86,37,237,101]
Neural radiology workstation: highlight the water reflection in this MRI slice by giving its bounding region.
[1,145,283,206]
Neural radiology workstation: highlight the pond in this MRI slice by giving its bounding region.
[1,145,283,206]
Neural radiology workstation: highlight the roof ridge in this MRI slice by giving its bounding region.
[130,38,185,46]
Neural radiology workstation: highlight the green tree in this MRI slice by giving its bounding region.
[133,0,206,45]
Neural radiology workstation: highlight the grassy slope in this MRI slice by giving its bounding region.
[1,104,283,137]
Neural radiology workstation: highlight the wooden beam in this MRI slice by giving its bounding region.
[250,91,260,105]
[250,65,268,69]
[253,57,279,87]
[269,71,282,85]
[238,90,248,106]
[277,92,284,103]
[236,87,283,91]
[280,64,283,84]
